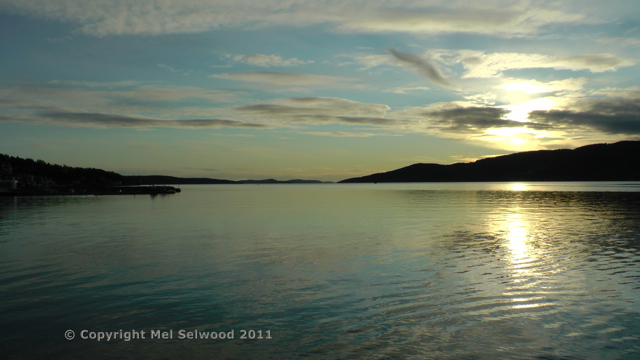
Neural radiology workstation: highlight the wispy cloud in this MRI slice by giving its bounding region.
[596,37,640,47]
[335,7,585,37]
[340,53,393,70]
[242,97,389,116]
[344,50,634,80]
[304,131,377,137]
[211,72,356,87]
[157,64,191,75]
[388,48,454,88]
[235,97,417,127]
[48,80,141,88]
[386,86,431,94]
[456,51,635,78]
[20,111,271,129]
[591,87,640,99]
[496,78,588,94]
[0,1,590,37]
[0,83,240,117]
[227,54,313,67]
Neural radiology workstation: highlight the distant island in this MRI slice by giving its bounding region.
[0,154,332,196]
[122,176,331,185]
[339,141,640,183]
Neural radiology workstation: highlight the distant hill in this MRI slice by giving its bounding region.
[125,175,237,185]
[125,177,332,184]
[0,154,328,188]
[239,179,332,184]
[339,141,640,183]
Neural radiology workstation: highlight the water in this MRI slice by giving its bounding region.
[1,182,640,359]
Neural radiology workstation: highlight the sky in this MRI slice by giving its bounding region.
[1,0,639,181]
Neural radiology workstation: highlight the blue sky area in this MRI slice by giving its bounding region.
[1,0,639,180]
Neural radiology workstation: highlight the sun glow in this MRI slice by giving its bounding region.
[501,98,554,122]
[475,97,555,151]
[498,81,549,94]
[481,127,540,151]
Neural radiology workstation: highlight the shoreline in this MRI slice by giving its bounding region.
[0,185,181,197]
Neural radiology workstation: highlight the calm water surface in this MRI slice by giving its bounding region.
[1,182,640,359]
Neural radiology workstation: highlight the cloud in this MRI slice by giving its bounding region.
[345,50,633,80]
[237,97,389,117]
[393,102,554,135]
[235,97,413,126]
[304,131,376,137]
[336,7,584,36]
[591,87,640,99]
[1,111,270,129]
[6,82,238,104]
[456,51,635,78]
[463,93,497,106]
[339,10,521,34]
[334,116,408,126]
[0,83,241,126]
[113,87,237,103]
[528,97,640,135]
[228,54,312,67]
[0,98,27,105]
[0,1,589,37]
[596,37,640,47]
[547,54,636,73]
[386,86,431,94]
[341,53,393,70]
[417,104,552,133]
[210,72,356,87]
[496,78,588,94]
[388,48,454,88]
[48,80,141,88]
[157,64,191,75]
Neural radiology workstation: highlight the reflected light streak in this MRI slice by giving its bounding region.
[512,302,553,309]
[500,211,546,309]
[511,183,527,191]
[506,213,529,260]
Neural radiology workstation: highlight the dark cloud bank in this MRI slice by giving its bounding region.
[529,98,640,135]
[37,112,269,129]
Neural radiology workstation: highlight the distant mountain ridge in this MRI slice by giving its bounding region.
[126,177,331,184]
[0,154,330,188]
[339,141,640,183]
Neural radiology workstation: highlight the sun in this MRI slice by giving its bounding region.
[472,97,556,151]
[500,98,554,123]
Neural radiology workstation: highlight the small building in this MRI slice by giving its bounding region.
[0,178,18,191]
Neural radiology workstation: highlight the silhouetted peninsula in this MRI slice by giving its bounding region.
[0,154,330,196]
[339,141,640,183]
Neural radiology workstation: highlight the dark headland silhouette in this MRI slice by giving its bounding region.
[339,141,640,183]
[0,154,330,196]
